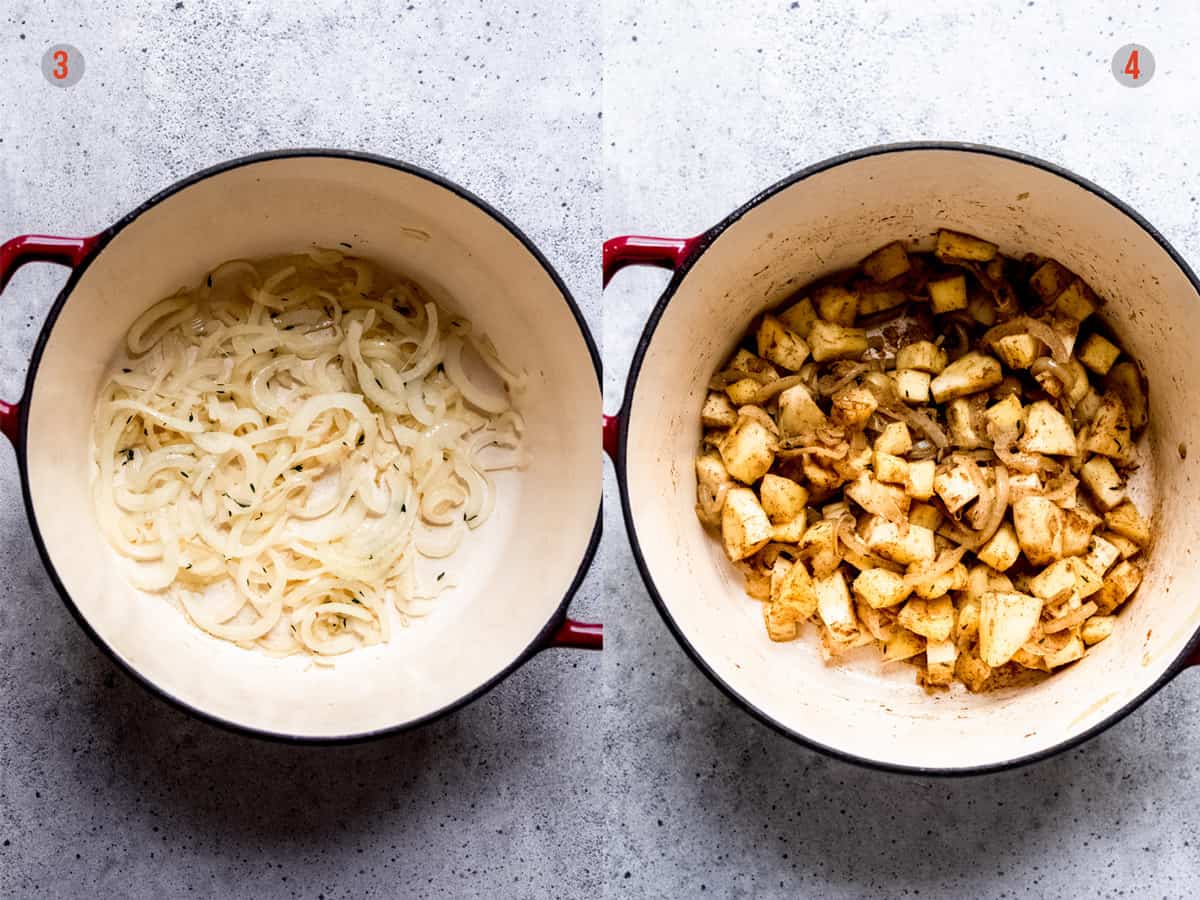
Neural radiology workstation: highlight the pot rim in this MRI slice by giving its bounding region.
[16,148,603,745]
[615,140,1200,776]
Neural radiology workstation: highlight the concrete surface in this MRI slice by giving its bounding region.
[0,3,601,899]
[602,2,1200,898]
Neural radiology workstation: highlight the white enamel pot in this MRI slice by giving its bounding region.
[607,142,1200,774]
[0,150,603,742]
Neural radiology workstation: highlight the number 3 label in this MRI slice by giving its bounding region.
[1112,43,1155,88]
[41,43,85,87]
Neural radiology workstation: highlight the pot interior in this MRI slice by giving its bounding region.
[624,147,1199,770]
[24,155,600,738]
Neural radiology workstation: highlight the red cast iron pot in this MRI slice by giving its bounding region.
[605,142,1200,774]
[1,150,603,742]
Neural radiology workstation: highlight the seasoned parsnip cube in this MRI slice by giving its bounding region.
[934,461,980,514]
[1082,393,1132,461]
[814,570,858,640]
[894,368,931,404]
[928,274,968,314]
[875,421,912,456]
[727,348,779,380]
[701,391,738,428]
[895,340,948,374]
[799,519,842,578]
[1043,632,1085,669]
[985,394,1023,436]
[1067,556,1103,599]
[1094,559,1143,613]
[1106,361,1148,433]
[776,558,820,622]
[760,473,809,524]
[977,522,1021,572]
[1080,456,1125,511]
[874,451,909,485]
[777,384,828,436]
[862,517,936,567]
[696,451,730,489]
[756,314,811,372]
[772,516,808,543]
[1081,615,1116,645]
[1054,278,1099,321]
[935,228,997,262]
[763,602,798,641]
[721,487,772,561]
[831,383,879,428]
[1012,496,1063,566]
[946,396,988,449]
[1082,533,1121,576]
[979,591,1044,667]
[906,458,936,501]
[1007,472,1043,499]
[802,456,844,498]
[845,472,910,523]
[897,596,955,641]
[930,352,1003,403]
[1052,314,1080,357]
[862,241,911,282]
[1061,507,1101,558]
[857,286,907,316]
[808,320,869,362]
[1101,530,1141,560]
[967,564,1014,599]
[834,432,873,483]
[909,501,943,532]
[956,651,994,692]
[814,285,859,326]
[1077,333,1120,375]
[925,638,959,686]
[954,596,981,648]
[725,378,762,406]
[852,567,912,609]
[1019,401,1077,456]
[769,557,793,602]
[1029,259,1074,301]
[737,405,778,433]
[968,292,997,326]
[1074,387,1103,426]
[1104,500,1151,547]
[913,562,968,600]
[1029,558,1081,604]
[719,416,777,484]
[993,334,1041,370]
[777,296,817,338]
[883,627,925,662]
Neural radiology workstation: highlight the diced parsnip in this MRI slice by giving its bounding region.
[1012,495,1064,565]
[883,627,925,662]
[928,274,968,314]
[895,340,948,374]
[777,384,828,436]
[1061,507,1101,558]
[1106,361,1148,433]
[759,473,809,524]
[772,516,808,543]
[906,458,936,501]
[977,521,1021,571]
[1010,646,1049,672]
[852,567,912,609]
[814,285,859,326]
[857,286,907,316]
[695,451,730,491]
[897,596,955,641]
[1077,333,1120,375]
[946,396,988,449]
[934,460,981,514]
[756,314,811,372]
[1082,393,1132,461]
[1093,559,1143,613]
[1019,401,1077,456]
[956,650,994,692]
[1054,278,1099,321]
[737,405,778,433]
[985,393,1023,435]
[912,562,968,600]
[993,334,1041,370]
[935,228,998,262]
[1082,533,1121,576]
[834,431,873,483]
[763,601,798,641]
[777,296,817,338]
[831,383,879,428]
[1101,530,1141,560]
[1081,615,1117,645]
[862,241,911,282]
[930,352,1003,403]
[1104,500,1151,547]
[895,369,931,403]
[701,391,738,428]
[979,591,1044,667]
[1051,314,1080,357]
[727,348,779,381]
[725,378,762,406]
[719,415,777,484]
[924,638,959,686]
[1029,259,1074,300]
[1042,632,1085,669]
[1008,471,1043,500]
[808,320,869,362]
[814,570,858,640]
[1067,556,1103,599]
[775,558,820,622]
[1029,558,1081,604]
[799,519,842,578]
[909,502,943,532]
[967,563,1015,599]
[1074,387,1103,425]
[968,291,997,326]
[954,596,981,648]
[740,561,772,600]
[874,451,909,486]
[769,557,793,602]
[721,487,773,561]
[1079,456,1125,511]
[845,472,910,523]
[802,456,844,498]
[875,421,912,456]
[863,517,936,565]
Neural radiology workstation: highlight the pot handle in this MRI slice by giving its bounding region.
[542,618,603,651]
[0,233,101,444]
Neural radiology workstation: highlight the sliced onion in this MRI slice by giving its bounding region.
[1043,601,1099,633]
[750,374,808,405]
[980,316,1068,363]
[836,516,903,573]
[903,546,967,587]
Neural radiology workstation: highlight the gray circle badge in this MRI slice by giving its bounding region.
[1111,44,1154,87]
[41,44,85,88]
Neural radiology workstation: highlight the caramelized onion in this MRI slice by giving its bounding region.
[903,546,968,587]
[750,374,808,405]
[836,516,903,573]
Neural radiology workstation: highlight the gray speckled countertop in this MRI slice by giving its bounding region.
[1,1,1199,898]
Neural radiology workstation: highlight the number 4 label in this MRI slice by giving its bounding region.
[1112,43,1155,87]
